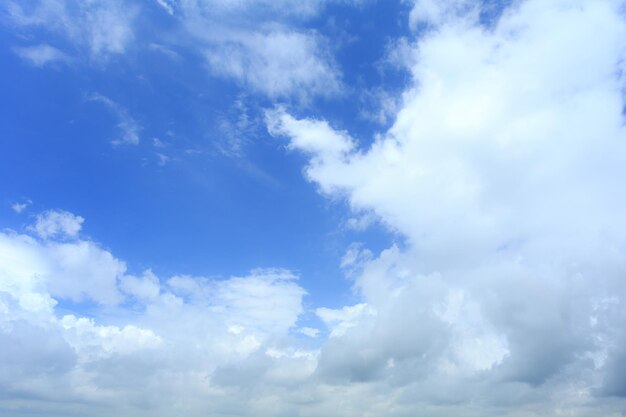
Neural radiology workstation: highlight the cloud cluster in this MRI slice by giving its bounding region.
[267,0,626,414]
[0,210,308,416]
[3,0,626,416]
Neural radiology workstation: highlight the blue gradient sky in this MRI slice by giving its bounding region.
[1,1,626,416]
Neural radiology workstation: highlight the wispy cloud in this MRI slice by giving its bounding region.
[5,0,137,60]
[11,199,32,214]
[4,0,348,101]
[203,29,342,101]
[87,93,141,145]
[169,0,350,101]
[154,0,175,15]
[13,44,69,67]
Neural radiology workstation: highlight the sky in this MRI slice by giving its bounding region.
[1,0,626,416]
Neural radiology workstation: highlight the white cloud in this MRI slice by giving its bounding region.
[174,0,349,21]
[119,270,161,301]
[344,212,377,231]
[316,303,375,337]
[87,93,141,145]
[6,0,137,60]
[31,209,84,239]
[170,0,348,101]
[4,0,352,101]
[268,0,626,413]
[0,210,310,416]
[3,0,626,415]
[339,242,373,278]
[266,108,354,159]
[1,225,125,307]
[299,326,321,338]
[156,153,170,166]
[216,269,304,330]
[13,44,68,66]
[60,315,162,360]
[46,240,127,305]
[408,0,477,28]
[204,30,342,100]
[152,137,167,148]
[155,0,175,15]
[11,199,31,214]
[358,88,400,125]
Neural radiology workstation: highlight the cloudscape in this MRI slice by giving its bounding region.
[1,0,626,416]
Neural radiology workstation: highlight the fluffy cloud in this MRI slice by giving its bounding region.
[268,0,626,414]
[1,225,124,307]
[0,211,308,416]
[31,209,84,239]
[3,0,626,416]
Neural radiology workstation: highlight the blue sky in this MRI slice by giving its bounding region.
[0,0,405,298]
[1,1,626,416]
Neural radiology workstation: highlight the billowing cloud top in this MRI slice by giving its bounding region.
[1,0,626,416]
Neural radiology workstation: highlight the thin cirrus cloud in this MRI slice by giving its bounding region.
[6,0,137,59]
[202,29,342,100]
[5,0,348,101]
[86,93,142,145]
[12,44,69,67]
[170,0,347,100]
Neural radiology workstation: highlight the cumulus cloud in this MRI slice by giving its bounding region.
[118,270,161,301]
[268,0,626,414]
[60,315,162,360]
[316,302,375,338]
[2,223,124,306]
[0,210,309,416]
[266,108,355,159]
[165,268,305,336]
[3,1,626,416]
[31,209,84,239]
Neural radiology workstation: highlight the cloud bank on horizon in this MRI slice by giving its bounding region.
[2,0,626,416]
